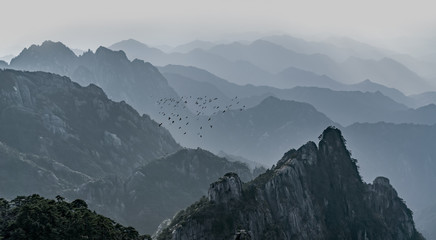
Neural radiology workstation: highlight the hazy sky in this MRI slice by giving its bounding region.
[1,0,436,57]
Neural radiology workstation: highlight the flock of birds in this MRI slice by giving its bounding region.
[156,95,246,138]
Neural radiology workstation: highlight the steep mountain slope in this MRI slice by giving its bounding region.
[73,47,178,115]
[0,69,180,181]
[0,141,91,200]
[66,148,260,234]
[157,127,424,240]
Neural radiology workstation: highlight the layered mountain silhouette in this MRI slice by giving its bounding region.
[2,38,435,239]
[111,37,435,94]
[275,66,345,90]
[9,41,435,128]
[208,39,339,77]
[156,127,424,240]
[339,56,433,94]
[9,41,179,120]
[161,65,434,126]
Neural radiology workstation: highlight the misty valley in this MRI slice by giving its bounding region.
[0,34,435,240]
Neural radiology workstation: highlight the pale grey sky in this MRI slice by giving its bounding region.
[1,0,436,57]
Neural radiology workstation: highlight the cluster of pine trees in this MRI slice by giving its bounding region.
[0,194,150,240]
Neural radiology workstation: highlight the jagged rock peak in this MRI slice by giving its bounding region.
[208,172,243,204]
[15,40,76,59]
[157,126,424,240]
[373,176,391,186]
[369,176,399,201]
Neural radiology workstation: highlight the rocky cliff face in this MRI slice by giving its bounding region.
[0,69,180,180]
[157,127,424,240]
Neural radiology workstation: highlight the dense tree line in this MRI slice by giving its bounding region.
[0,194,150,240]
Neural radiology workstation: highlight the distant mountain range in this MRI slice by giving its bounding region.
[262,35,391,62]
[172,40,216,53]
[161,65,436,126]
[7,41,436,127]
[110,37,435,94]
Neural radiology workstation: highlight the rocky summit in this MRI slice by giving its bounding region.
[157,127,424,240]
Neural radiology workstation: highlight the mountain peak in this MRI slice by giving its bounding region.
[259,95,280,104]
[95,46,128,60]
[208,172,243,204]
[112,38,150,48]
[10,41,77,75]
[24,40,76,58]
[319,125,346,145]
[157,127,423,240]
[373,176,391,186]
